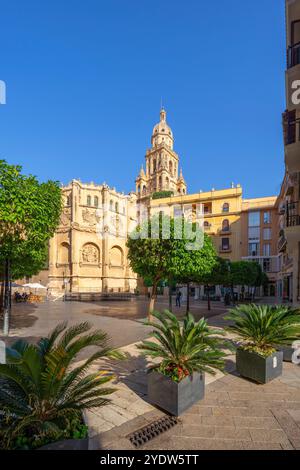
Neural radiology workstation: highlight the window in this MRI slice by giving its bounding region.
[248,242,260,257]
[87,195,91,206]
[115,202,119,213]
[263,228,271,240]
[222,203,229,213]
[109,200,113,211]
[222,238,230,250]
[94,196,99,208]
[263,258,271,273]
[263,243,271,256]
[248,226,260,240]
[248,211,260,227]
[263,211,271,224]
[222,219,230,232]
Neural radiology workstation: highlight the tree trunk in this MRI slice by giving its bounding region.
[148,281,158,321]
[186,282,190,315]
[206,285,211,311]
[3,258,11,336]
[231,283,235,305]
[168,279,172,312]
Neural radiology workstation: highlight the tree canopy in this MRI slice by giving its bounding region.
[0,160,62,280]
[126,214,217,315]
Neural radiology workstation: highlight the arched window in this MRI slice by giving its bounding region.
[87,195,91,206]
[58,242,70,265]
[110,200,113,211]
[66,195,70,206]
[137,185,141,193]
[115,202,119,213]
[109,246,124,267]
[159,176,162,189]
[222,219,230,232]
[153,159,156,172]
[169,160,173,174]
[142,185,146,195]
[94,196,99,207]
[166,177,169,188]
[222,203,229,213]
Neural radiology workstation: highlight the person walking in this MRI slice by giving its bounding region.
[175,289,182,307]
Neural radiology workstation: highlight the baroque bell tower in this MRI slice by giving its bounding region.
[135,108,187,200]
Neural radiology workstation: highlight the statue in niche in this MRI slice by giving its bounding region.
[82,244,99,264]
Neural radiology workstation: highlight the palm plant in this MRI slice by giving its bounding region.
[225,304,300,356]
[0,321,124,449]
[137,310,229,382]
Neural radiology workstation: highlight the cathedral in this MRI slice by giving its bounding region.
[43,108,278,298]
[47,108,185,294]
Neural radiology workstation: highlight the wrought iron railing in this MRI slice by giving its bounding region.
[287,42,300,68]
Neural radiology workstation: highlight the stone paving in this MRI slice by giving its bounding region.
[85,342,300,451]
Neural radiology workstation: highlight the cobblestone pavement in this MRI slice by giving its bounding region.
[86,343,300,451]
[0,298,229,350]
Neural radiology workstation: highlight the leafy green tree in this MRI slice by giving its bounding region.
[0,160,62,334]
[199,257,231,310]
[0,321,124,449]
[126,214,217,318]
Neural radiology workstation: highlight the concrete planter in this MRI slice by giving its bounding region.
[39,438,89,450]
[277,345,294,362]
[236,348,283,384]
[148,370,205,416]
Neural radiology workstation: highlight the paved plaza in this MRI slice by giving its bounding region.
[1,298,300,450]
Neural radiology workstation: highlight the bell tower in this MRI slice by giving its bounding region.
[135,108,187,200]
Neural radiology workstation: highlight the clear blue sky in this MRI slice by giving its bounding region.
[0,0,286,198]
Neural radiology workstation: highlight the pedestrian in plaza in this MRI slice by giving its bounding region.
[175,289,182,307]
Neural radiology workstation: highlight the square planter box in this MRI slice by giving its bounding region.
[277,345,294,362]
[148,370,205,416]
[236,348,283,384]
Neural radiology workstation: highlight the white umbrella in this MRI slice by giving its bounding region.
[22,283,46,289]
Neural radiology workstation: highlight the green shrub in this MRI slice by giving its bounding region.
[0,321,124,449]
[137,310,230,382]
[225,304,300,357]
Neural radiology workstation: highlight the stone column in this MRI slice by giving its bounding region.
[70,182,80,292]
[102,186,109,292]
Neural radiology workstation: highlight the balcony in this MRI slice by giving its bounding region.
[278,234,287,253]
[287,42,300,69]
[283,111,300,172]
[219,245,232,254]
[285,201,300,251]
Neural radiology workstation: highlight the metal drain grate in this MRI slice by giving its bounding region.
[128,416,178,448]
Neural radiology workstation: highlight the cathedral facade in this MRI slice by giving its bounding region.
[42,108,278,297]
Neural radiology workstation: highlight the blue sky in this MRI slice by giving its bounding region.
[0,0,286,198]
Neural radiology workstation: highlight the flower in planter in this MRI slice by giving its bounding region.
[224,304,300,357]
[137,310,230,381]
[0,321,125,449]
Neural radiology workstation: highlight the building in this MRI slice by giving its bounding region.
[277,0,300,305]
[26,107,279,298]
[47,179,138,294]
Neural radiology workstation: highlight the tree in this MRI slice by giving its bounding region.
[126,214,217,318]
[199,257,231,311]
[0,160,62,335]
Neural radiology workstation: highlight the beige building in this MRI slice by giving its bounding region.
[47,180,138,294]
[277,0,300,305]
[27,106,279,299]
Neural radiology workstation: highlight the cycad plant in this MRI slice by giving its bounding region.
[0,321,124,449]
[137,310,229,382]
[225,304,300,357]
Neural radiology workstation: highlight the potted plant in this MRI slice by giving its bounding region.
[137,310,228,416]
[0,321,124,449]
[225,304,300,383]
